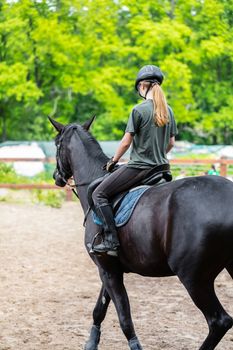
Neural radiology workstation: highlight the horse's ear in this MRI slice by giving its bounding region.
[82,115,96,131]
[48,116,64,132]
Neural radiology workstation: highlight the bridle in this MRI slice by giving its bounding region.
[55,124,90,199]
[55,124,75,182]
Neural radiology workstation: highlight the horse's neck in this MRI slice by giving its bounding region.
[69,132,108,212]
[73,164,105,213]
[75,186,90,213]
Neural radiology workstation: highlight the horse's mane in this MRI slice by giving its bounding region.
[78,126,108,161]
[55,122,109,177]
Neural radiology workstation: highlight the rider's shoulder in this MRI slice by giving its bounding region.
[167,104,174,115]
[167,105,175,121]
[132,100,152,114]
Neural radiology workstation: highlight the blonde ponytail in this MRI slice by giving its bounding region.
[140,81,169,127]
[152,84,169,127]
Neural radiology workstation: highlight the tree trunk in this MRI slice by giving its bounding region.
[168,0,176,19]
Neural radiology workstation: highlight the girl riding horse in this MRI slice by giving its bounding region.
[92,65,178,256]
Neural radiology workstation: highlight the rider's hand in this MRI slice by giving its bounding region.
[103,157,118,172]
[67,176,75,187]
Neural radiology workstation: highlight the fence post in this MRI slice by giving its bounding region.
[220,157,227,177]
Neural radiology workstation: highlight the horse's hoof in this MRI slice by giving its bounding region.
[128,336,143,350]
[84,341,98,350]
[84,325,100,350]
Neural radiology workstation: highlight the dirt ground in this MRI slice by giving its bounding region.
[0,202,232,350]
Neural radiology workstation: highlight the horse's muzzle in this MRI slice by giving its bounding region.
[53,169,66,187]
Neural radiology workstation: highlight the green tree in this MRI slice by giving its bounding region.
[0,0,232,144]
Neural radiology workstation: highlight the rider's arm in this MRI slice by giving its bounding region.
[113,132,133,162]
[166,136,175,154]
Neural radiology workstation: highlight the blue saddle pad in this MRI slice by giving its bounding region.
[92,186,150,228]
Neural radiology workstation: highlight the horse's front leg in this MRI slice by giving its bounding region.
[85,284,111,350]
[101,270,143,350]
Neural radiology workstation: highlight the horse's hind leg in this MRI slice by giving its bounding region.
[85,284,111,350]
[182,278,233,350]
[101,270,143,350]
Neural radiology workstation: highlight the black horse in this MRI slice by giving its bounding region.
[49,116,233,350]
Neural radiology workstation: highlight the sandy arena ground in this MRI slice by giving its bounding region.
[0,202,232,350]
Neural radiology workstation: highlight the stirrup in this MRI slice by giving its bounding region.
[89,231,102,255]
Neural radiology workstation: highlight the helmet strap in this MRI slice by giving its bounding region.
[144,83,152,99]
[139,82,152,99]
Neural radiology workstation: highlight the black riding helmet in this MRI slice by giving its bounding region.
[135,65,164,91]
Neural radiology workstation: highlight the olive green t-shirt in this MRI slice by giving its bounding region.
[125,99,178,169]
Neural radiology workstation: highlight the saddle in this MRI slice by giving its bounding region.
[87,164,172,214]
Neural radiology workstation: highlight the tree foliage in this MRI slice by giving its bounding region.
[0,0,232,144]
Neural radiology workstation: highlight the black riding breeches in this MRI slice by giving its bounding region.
[92,165,151,208]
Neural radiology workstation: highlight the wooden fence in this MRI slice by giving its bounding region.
[0,157,74,201]
[0,157,233,201]
[170,158,233,177]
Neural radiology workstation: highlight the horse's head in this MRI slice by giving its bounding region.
[49,116,96,187]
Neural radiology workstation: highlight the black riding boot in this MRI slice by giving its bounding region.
[93,204,120,256]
